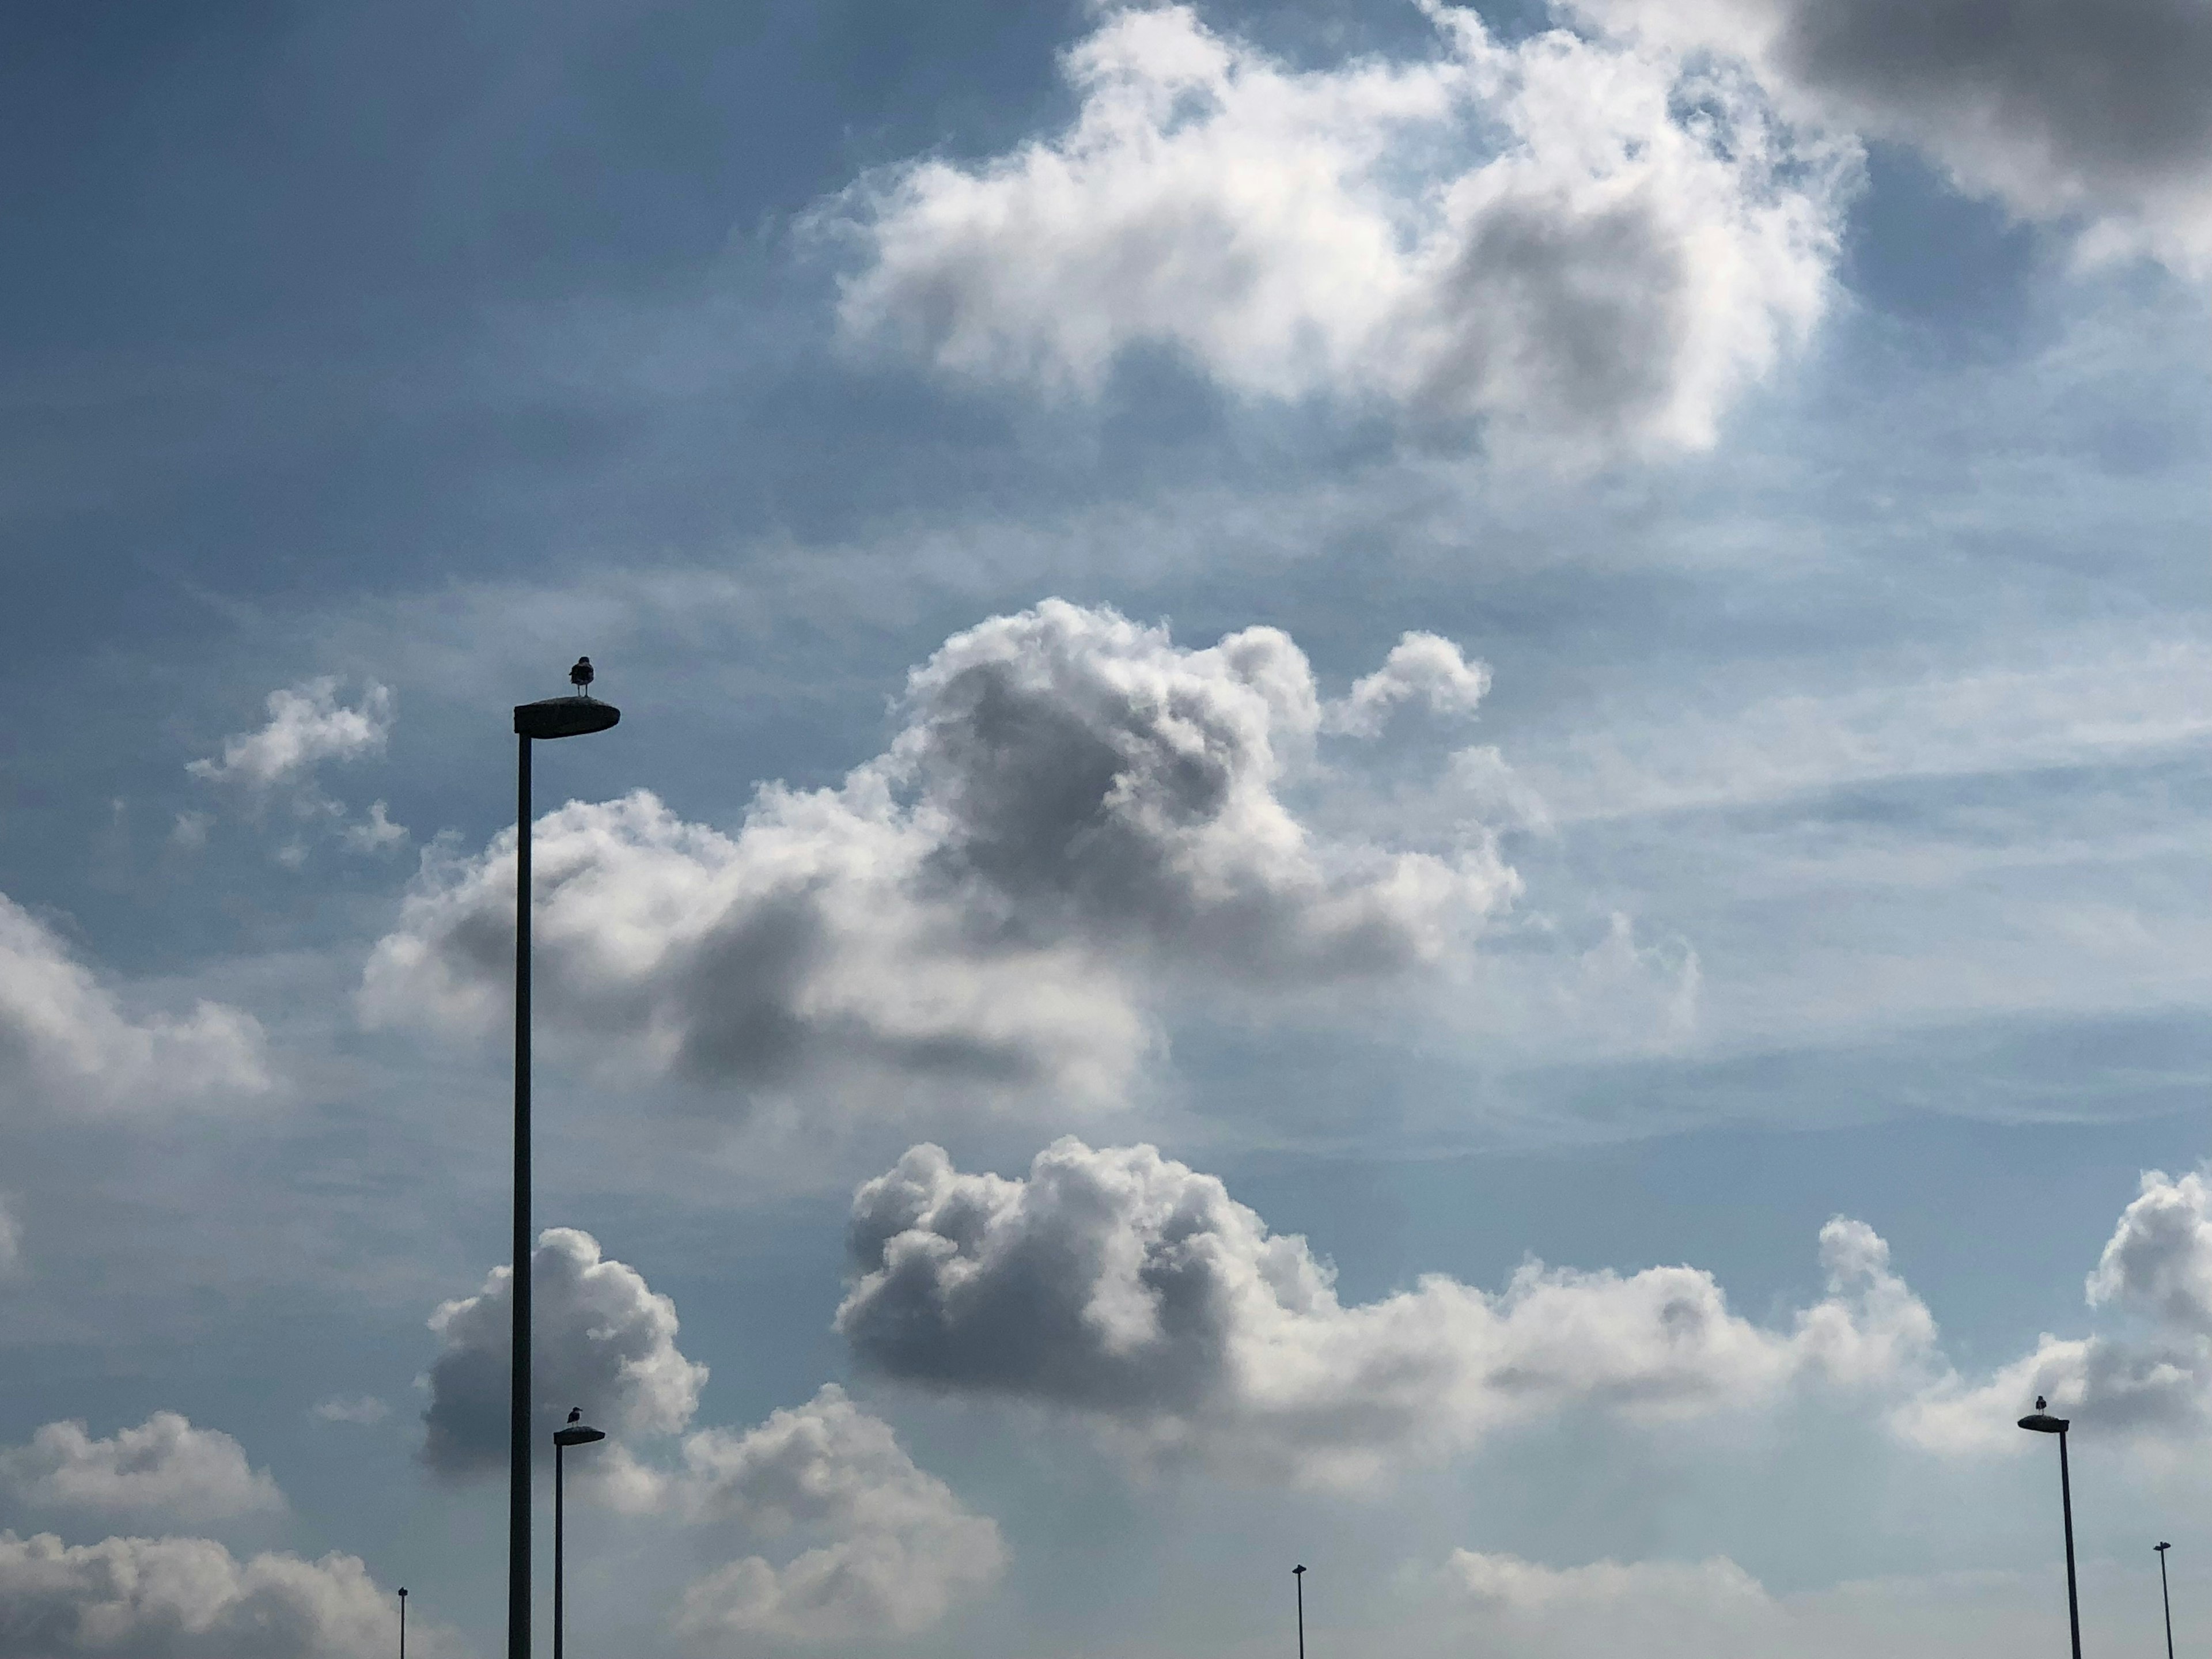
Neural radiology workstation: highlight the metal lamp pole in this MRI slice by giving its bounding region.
[2018,1399,2082,1659]
[1293,1564,1305,1659]
[397,1587,406,1659]
[510,666,619,1659]
[2157,1542,2175,1659]
[554,1414,607,1659]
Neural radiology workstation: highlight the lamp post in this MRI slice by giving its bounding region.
[397,1587,406,1659]
[554,1411,607,1659]
[510,666,619,1659]
[2018,1397,2081,1659]
[2156,1542,2175,1659]
[1293,1563,1305,1659]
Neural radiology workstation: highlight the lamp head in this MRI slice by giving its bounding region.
[1293,1565,1305,1576]
[2158,1541,2172,1552]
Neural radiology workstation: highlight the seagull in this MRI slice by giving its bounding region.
[2036,1396,2047,1411]
[567,1406,582,1424]
[570,656,594,693]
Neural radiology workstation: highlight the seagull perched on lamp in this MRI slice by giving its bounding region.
[569,657,594,694]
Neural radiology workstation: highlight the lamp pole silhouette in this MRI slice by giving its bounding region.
[2018,1397,2081,1659]
[554,1410,607,1659]
[2157,1542,2175,1659]
[1293,1563,1305,1659]
[509,664,619,1659]
[397,1587,406,1659]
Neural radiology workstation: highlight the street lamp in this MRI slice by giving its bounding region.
[1292,1564,1305,1659]
[509,666,620,1659]
[554,1410,607,1659]
[2018,1396,2081,1659]
[397,1586,406,1659]
[2156,1542,2175,1659]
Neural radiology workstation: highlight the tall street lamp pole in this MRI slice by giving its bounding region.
[2018,1397,2082,1659]
[510,665,619,1659]
[554,1411,607,1659]
[1293,1563,1305,1659]
[2157,1542,2175,1659]
[397,1587,406,1659]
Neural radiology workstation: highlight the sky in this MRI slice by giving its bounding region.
[0,0,2209,1654]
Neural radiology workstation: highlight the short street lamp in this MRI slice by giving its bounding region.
[2018,1397,2082,1659]
[1292,1563,1306,1659]
[554,1409,607,1659]
[509,663,620,1659]
[2156,1541,2175,1659]
[397,1586,407,1659]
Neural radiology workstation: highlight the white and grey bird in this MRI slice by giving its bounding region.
[570,656,594,692]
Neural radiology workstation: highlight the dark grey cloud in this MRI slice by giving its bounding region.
[362,603,1510,1119]
[837,1139,1936,1483]
[1576,0,2212,274]
[421,1228,706,1478]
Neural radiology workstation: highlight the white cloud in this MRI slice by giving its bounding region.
[421,1228,707,1477]
[820,3,1851,464]
[187,679,393,791]
[308,1398,388,1428]
[1570,0,2212,279]
[418,1237,1000,1643]
[1432,1550,2063,1659]
[362,602,1514,1120]
[1898,1167,2212,1452]
[1324,631,1492,738]
[836,1138,1935,1483]
[0,1531,446,1659]
[0,1415,282,1525]
[339,802,407,856]
[0,1200,18,1278]
[670,1385,1006,1645]
[0,895,271,1115]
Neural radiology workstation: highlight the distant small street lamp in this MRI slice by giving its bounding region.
[2018,1396,2082,1659]
[554,1408,608,1659]
[1292,1563,1306,1659]
[397,1586,407,1659]
[2156,1541,2175,1659]
[507,669,620,1659]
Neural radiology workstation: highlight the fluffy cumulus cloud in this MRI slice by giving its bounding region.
[0,1416,281,1526]
[836,1138,1935,1482]
[1570,0,2212,276]
[421,1228,707,1477]
[670,1386,1006,1645]
[0,1532,443,1659]
[421,1237,1001,1642]
[1901,1166,2212,1450]
[820,3,1850,462]
[0,896,270,1115]
[1325,631,1494,738]
[363,603,1513,1119]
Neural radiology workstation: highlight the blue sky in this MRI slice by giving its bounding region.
[2,1,2210,1655]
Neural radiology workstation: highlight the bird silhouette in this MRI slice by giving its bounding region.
[570,656,594,692]
[2036,1396,2047,1411]
[567,1406,582,1424]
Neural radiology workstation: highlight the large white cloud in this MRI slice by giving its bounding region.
[670,1385,1006,1645]
[362,603,1513,1118]
[421,1228,708,1477]
[1570,0,2212,278]
[0,1416,282,1526]
[1901,1166,2212,1450]
[421,1236,1002,1642]
[836,1138,1936,1482]
[0,896,270,1115]
[0,1532,446,1659]
[820,5,1850,464]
